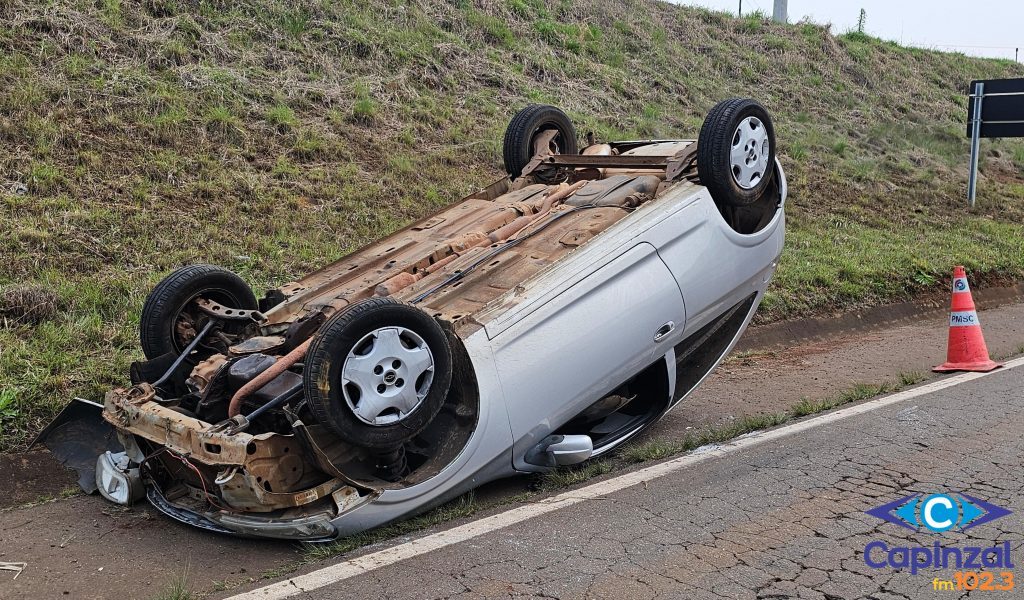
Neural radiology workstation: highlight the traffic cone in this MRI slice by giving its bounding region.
[933,266,1002,373]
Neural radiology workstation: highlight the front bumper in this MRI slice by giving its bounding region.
[146,484,339,541]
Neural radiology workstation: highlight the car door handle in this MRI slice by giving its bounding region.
[654,321,675,342]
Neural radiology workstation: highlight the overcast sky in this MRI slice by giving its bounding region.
[675,0,1022,61]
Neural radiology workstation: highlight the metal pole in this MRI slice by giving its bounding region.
[967,81,984,208]
[738,0,742,17]
[773,0,788,23]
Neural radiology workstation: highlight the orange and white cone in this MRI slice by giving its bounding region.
[933,266,1002,373]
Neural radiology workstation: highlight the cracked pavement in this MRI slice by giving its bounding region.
[262,366,1024,600]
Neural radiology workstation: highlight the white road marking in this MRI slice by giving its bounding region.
[229,357,1024,599]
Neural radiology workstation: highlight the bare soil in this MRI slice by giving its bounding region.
[0,450,74,509]
[649,299,1024,439]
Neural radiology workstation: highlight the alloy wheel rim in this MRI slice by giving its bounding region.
[341,326,435,426]
[730,116,770,190]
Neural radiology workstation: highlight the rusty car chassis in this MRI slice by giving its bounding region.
[40,100,786,540]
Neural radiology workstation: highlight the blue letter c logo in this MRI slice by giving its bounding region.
[922,494,957,531]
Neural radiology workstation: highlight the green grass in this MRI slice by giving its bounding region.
[0,388,18,425]
[537,459,614,491]
[0,0,1023,451]
[203,105,240,129]
[761,212,1024,317]
[351,97,377,123]
[278,8,310,39]
[617,411,790,465]
[790,383,889,417]
[151,571,195,600]
[265,103,296,129]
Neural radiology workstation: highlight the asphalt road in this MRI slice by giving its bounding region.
[4,302,1024,600]
[233,361,1024,600]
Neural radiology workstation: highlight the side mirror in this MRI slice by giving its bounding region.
[524,434,593,468]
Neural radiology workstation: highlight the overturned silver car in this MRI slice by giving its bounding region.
[41,98,786,540]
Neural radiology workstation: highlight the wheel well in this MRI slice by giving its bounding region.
[554,356,670,455]
[397,324,480,486]
[715,163,783,235]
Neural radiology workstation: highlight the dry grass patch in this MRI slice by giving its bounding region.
[0,284,62,325]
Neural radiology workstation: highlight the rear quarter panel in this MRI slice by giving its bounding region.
[649,166,786,338]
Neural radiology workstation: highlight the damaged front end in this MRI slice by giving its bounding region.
[97,383,373,540]
[38,292,480,540]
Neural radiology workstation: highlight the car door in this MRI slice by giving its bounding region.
[486,242,686,471]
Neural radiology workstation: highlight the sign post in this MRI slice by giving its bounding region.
[965,78,1024,207]
[967,81,984,207]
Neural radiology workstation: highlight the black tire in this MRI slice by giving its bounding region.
[303,298,453,449]
[502,104,578,178]
[697,98,776,207]
[139,265,257,359]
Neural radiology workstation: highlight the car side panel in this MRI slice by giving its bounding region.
[648,188,784,339]
[488,242,686,472]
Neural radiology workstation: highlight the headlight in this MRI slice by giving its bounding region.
[95,451,145,505]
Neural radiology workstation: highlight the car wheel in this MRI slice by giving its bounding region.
[697,98,776,207]
[140,265,258,359]
[303,298,453,449]
[502,104,579,178]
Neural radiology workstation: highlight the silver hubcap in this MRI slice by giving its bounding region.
[341,327,434,426]
[730,116,770,190]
